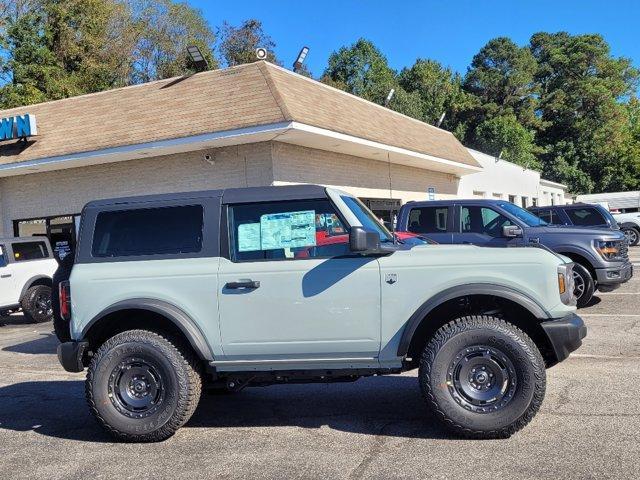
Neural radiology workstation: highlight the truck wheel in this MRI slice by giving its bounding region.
[623,227,639,247]
[419,315,546,439]
[86,330,202,442]
[572,263,595,308]
[20,285,53,323]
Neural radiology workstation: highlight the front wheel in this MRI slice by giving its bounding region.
[419,315,546,439]
[623,227,639,247]
[86,330,202,442]
[21,285,53,323]
[572,263,595,308]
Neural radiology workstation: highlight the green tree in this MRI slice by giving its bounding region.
[0,0,217,108]
[217,19,278,67]
[474,114,541,169]
[531,32,639,193]
[322,38,422,119]
[125,0,217,83]
[398,58,473,131]
[464,37,539,128]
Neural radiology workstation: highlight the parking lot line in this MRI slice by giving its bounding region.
[596,292,639,295]
[580,313,640,317]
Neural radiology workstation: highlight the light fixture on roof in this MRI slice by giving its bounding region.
[384,88,395,107]
[186,45,209,72]
[256,48,268,60]
[436,112,446,127]
[293,46,309,72]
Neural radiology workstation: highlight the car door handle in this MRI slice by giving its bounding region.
[0,274,11,278]
[225,280,260,290]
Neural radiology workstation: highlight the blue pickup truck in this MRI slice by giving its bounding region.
[397,199,633,307]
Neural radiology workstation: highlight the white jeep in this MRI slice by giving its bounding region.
[0,237,57,323]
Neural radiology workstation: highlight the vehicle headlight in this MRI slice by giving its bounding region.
[595,240,624,261]
[557,263,576,306]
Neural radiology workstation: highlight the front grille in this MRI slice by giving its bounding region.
[620,240,629,260]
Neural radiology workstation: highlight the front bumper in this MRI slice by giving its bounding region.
[595,261,633,288]
[57,341,89,372]
[541,313,587,364]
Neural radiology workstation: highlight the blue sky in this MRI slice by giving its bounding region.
[190,0,640,78]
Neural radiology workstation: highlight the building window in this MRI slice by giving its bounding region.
[473,191,486,199]
[532,198,538,207]
[521,197,528,208]
[492,193,502,199]
[508,195,517,204]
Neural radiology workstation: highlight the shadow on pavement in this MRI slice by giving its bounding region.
[583,296,602,308]
[0,376,453,442]
[0,314,34,327]
[2,332,58,355]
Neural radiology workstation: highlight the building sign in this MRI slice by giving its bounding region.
[428,187,436,200]
[0,114,37,141]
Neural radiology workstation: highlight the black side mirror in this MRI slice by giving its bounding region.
[350,226,381,252]
[503,225,523,238]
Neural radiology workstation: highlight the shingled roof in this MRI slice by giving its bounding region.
[0,61,479,169]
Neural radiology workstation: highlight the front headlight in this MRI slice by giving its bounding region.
[595,240,624,261]
[557,263,576,306]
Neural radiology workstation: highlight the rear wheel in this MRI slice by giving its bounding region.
[572,263,595,308]
[21,285,53,323]
[86,330,202,442]
[419,315,546,439]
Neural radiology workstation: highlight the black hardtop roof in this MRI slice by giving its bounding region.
[83,184,328,209]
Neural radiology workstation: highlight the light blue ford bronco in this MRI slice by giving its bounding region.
[57,185,586,442]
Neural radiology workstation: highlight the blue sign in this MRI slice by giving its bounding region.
[0,114,37,141]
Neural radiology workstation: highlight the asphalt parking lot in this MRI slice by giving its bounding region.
[1,249,639,480]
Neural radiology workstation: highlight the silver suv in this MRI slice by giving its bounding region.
[58,185,586,442]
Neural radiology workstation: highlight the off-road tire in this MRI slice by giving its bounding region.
[419,315,546,439]
[573,263,595,308]
[86,329,202,442]
[20,285,53,323]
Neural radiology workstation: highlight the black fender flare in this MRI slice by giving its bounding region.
[396,283,551,357]
[81,298,214,361]
[20,275,53,301]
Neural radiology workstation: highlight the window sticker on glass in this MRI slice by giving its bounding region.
[238,223,261,252]
[260,210,316,250]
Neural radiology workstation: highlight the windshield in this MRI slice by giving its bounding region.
[340,196,394,243]
[498,202,548,227]
[596,206,618,228]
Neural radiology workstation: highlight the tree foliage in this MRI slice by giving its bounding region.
[217,19,278,67]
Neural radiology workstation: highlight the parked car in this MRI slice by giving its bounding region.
[57,185,585,442]
[397,199,633,307]
[529,203,639,247]
[0,237,57,322]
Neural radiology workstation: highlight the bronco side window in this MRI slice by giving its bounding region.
[92,205,204,258]
[229,199,350,262]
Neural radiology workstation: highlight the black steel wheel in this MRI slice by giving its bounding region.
[86,330,202,442]
[447,345,517,414]
[21,285,53,323]
[572,263,595,308]
[419,315,546,439]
